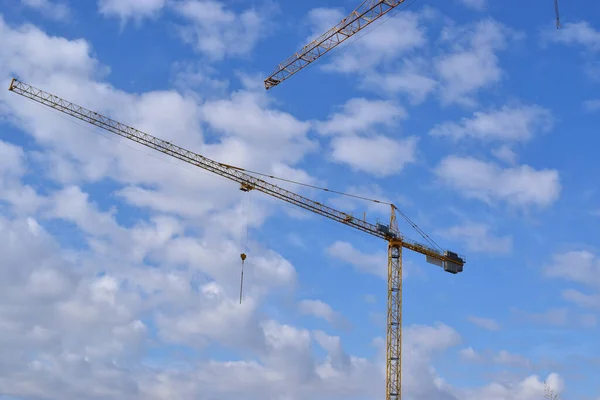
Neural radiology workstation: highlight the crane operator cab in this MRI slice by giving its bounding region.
[376,223,398,239]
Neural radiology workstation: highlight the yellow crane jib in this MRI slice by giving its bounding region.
[263,0,407,90]
[8,78,465,400]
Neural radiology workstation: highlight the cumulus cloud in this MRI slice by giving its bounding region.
[305,7,436,103]
[0,139,47,215]
[435,19,521,106]
[512,307,596,328]
[467,315,501,331]
[456,373,564,400]
[362,61,439,104]
[542,21,600,81]
[173,0,273,60]
[302,9,520,107]
[460,347,531,368]
[460,346,485,362]
[316,98,407,136]
[326,241,387,279]
[313,9,428,74]
[544,251,600,317]
[20,0,70,20]
[330,134,418,176]
[314,97,416,176]
[561,289,600,309]
[298,299,346,328]
[0,7,580,400]
[583,99,600,112]
[543,21,600,52]
[544,250,600,288]
[434,156,561,208]
[436,222,512,254]
[430,104,554,143]
[98,0,166,22]
[325,241,425,280]
[492,144,518,164]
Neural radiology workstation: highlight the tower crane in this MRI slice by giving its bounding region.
[264,0,407,90]
[263,1,466,398]
[264,0,563,90]
[8,78,465,400]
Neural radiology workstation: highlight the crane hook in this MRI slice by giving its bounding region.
[239,253,247,304]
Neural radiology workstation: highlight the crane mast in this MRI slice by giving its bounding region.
[8,78,465,400]
[264,0,407,90]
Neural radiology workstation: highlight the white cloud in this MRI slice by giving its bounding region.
[316,98,407,136]
[20,0,70,20]
[0,206,571,398]
[435,156,561,208]
[435,19,521,106]
[513,308,569,327]
[467,315,501,331]
[460,346,485,362]
[430,105,553,143]
[460,347,531,368]
[492,144,518,164]
[326,241,424,280]
[437,222,512,254]
[561,289,600,309]
[493,350,531,368]
[327,183,400,218]
[406,322,462,352]
[544,251,600,288]
[0,10,582,400]
[0,139,26,175]
[330,135,418,176]
[173,0,272,60]
[0,139,47,215]
[513,307,596,328]
[585,61,600,80]
[201,91,314,167]
[364,294,377,304]
[170,61,229,94]
[543,21,600,52]
[314,10,428,75]
[298,299,343,326]
[304,7,343,39]
[305,8,436,103]
[98,0,166,22]
[303,11,521,107]
[326,241,387,279]
[542,21,600,83]
[545,251,600,319]
[362,59,438,104]
[455,366,564,400]
[0,16,100,83]
[315,97,415,176]
[583,99,600,112]
[46,186,122,238]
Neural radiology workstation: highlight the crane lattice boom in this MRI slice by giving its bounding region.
[8,78,465,400]
[264,0,406,90]
[8,78,463,268]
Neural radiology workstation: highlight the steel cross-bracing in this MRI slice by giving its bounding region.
[9,78,466,400]
[264,0,406,90]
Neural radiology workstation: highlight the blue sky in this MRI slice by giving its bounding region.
[0,0,599,399]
